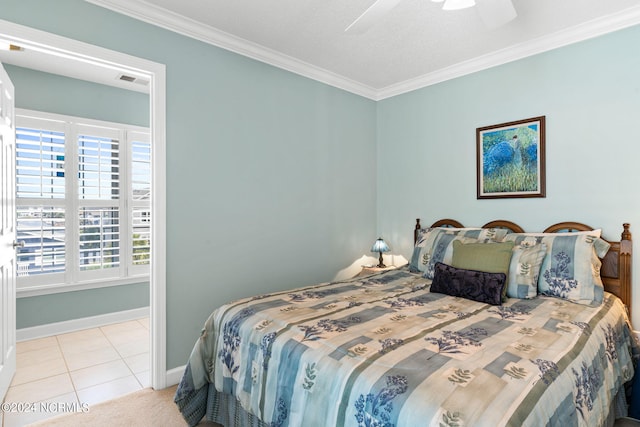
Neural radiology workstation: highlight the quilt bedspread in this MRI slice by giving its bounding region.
[175,268,637,427]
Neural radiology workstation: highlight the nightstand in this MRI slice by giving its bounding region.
[356,265,397,277]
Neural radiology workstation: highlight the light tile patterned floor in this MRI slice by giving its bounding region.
[1,318,150,427]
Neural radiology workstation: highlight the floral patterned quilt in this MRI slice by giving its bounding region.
[174,268,637,427]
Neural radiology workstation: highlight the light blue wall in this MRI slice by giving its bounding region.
[15,283,149,328]
[0,0,377,368]
[5,65,149,126]
[3,65,151,329]
[377,25,640,326]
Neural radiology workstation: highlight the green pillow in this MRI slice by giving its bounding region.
[451,240,515,299]
[451,240,514,273]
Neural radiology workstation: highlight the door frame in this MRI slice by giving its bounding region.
[0,20,168,389]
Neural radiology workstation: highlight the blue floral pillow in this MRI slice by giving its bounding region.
[430,262,506,306]
[409,228,445,273]
[504,230,610,306]
[411,227,509,279]
[506,243,547,299]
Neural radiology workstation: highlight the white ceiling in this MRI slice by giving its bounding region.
[3,0,640,100]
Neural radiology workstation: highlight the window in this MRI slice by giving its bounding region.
[130,132,151,273]
[15,110,150,293]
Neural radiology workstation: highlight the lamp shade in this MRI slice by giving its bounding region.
[371,238,390,253]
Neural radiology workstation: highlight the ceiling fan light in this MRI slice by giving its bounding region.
[442,0,476,10]
[476,0,517,28]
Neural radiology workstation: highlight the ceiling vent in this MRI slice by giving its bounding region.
[117,73,149,86]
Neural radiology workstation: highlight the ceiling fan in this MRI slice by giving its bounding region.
[345,0,517,34]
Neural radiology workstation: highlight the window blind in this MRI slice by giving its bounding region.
[78,134,120,200]
[131,138,150,202]
[16,206,65,276]
[78,206,120,271]
[132,208,150,266]
[16,127,65,199]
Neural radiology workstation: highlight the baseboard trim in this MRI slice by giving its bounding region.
[16,307,150,342]
[165,365,186,387]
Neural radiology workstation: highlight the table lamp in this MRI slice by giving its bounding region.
[370,238,390,268]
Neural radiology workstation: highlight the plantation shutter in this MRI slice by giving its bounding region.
[15,120,66,281]
[77,124,122,279]
[130,131,151,273]
[16,126,65,199]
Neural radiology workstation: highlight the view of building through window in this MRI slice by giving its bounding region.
[15,110,150,290]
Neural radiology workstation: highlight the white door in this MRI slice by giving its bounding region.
[0,62,16,401]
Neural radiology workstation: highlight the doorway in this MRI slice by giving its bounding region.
[0,19,167,391]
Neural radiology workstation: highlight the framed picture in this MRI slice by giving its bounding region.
[476,116,546,199]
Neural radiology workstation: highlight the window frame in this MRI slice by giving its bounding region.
[15,109,150,297]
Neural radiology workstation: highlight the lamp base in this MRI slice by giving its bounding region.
[376,262,387,268]
[377,252,386,268]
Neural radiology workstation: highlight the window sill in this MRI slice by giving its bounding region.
[17,275,150,298]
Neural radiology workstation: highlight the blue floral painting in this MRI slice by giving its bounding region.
[477,116,546,199]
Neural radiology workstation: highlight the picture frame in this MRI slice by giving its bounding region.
[476,116,546,199]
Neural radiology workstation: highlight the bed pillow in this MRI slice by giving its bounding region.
[593,237,612,258]
[450,240,515,300]
[504,230,610,306]
[444,227,510,242]
[450,240,514,275]
[409,227,445,273]
[410,227,511,274]
[418,228,509,279]
[506,243,547,299]
[430,262,506,306]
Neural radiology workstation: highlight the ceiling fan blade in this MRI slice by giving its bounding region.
[476,0,517,29]
[345,0,404,34]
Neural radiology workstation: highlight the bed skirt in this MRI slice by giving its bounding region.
[179,382,629,427]
[204,383,268,427]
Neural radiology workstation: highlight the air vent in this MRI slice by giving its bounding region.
[117,73,150,86]
[119,74,136,82]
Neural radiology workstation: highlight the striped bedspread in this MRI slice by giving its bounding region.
[175,268,637,427]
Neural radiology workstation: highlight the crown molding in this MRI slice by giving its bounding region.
[86,0,640,101]
[376,4,640,100]
[84,0,378,100]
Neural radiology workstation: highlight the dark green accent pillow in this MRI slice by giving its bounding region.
[451,240,515,299]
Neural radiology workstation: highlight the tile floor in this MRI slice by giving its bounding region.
[1,317,150,427]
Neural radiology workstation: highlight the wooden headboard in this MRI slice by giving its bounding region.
[414,218,633,316]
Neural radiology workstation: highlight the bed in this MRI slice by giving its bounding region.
[175,218,636,427]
